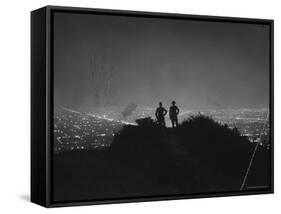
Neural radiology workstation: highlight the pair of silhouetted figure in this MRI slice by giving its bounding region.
[155,101,180,128]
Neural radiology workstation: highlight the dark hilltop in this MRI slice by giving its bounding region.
[53,114,270,202]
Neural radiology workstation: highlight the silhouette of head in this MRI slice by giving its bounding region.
[172,101,176,106]
[159,102,162,107]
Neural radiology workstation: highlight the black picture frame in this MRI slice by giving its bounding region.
[31,5,274,208]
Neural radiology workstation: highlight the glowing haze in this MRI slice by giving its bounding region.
[53,12,270,111]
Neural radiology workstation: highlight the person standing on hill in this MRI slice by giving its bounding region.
[155,102,167,127]
[169,101,180,128]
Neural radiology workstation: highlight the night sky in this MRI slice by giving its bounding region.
[53,12,270,111]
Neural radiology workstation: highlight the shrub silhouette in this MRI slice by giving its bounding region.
[178,115,253,179]
[135,117,157,127]
[111,114,255,191]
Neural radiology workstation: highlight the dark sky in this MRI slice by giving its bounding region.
[53,12,270,111]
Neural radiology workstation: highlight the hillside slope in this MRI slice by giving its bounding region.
[53,115,270,202]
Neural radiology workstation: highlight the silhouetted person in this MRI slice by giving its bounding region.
[155,102,167,127]
[169,101,180,128]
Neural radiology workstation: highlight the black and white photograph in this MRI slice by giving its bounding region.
[1,0,280,212]
[50,8,273,203]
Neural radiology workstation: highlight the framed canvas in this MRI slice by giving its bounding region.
[31,6,274,207]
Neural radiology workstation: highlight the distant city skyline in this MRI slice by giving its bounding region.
[53,12,270,111]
